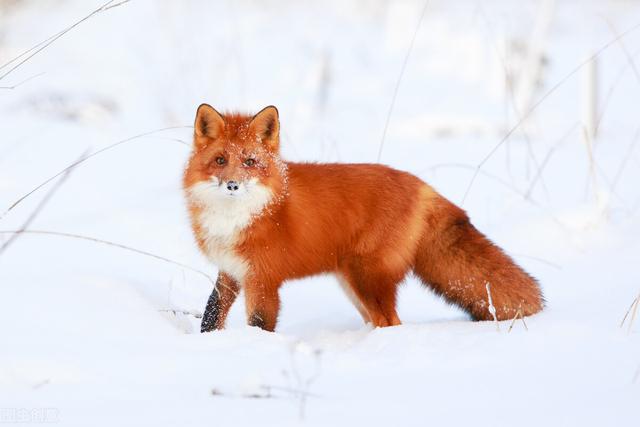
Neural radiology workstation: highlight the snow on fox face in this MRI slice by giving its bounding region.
[183,105,286,234]
[183,104,282,190]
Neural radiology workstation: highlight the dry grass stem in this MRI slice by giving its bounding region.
[507,303,528,333]
[524,122,580,198]
[377,0,430,162]
[461,21,640,205]
[0,150,87,256]
[158,309,203,319]
[620,293,640,333]
[0,126,192,221]
[0,0,131,81]
[0,72,45,89]
[582,127,599,204]
[0,229,219,290]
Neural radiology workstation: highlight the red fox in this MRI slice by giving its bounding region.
[183,104,544,332]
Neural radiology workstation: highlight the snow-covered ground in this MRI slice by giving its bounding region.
[1,0,639,425]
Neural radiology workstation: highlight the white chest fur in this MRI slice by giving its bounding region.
[188,179,272,282]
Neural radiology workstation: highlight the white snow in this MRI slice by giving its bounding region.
[0,0,639,426]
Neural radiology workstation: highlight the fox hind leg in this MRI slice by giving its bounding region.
[339,263,403,328]
[336,273,372,324]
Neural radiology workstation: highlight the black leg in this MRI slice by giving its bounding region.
[201,288,221,332]
[200,273,240,333]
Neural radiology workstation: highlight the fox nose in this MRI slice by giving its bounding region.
[226,180,240,191]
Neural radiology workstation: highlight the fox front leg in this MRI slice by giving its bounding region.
[243,280,281,332]
[201,273,240,332]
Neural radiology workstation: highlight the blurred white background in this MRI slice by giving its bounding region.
[1,1,639,426]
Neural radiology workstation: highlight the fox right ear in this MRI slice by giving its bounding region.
[194,103,225,144]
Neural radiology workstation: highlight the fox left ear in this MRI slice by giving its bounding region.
[249,106,280,152]
[194,103,225,149]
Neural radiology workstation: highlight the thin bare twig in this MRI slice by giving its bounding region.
[507,303,528,332]
[628,299,639,334]
[0,126,192,221]
[476,2,550,199]
[154,136,191,147]
[210,388,274,399]
[508,305,521,332]
[593,125,637,220]
[507,313,518,332]
[0,150,88,256]
[0,229,215,288]
[510,253,562,270]
[604,18,640,85]
[461,21,640,205]
[620,292,640,333]
[291,344,322,420]
[262,384,321,399]
[520,313,528,330]
[102,0,131,12]
[210,384,321,400]
[158,308,203,319]
[0,72,45,90]
[420,162,531,199]
[0,30,64,73]
[524,121,581,198]
[609,128,640,197]
[376,0,430,162]
[595,47,640,135]
[0,0,131,81]
[418,162,569,231]
[32,379,51,390]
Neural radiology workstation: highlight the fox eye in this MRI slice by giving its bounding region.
[244,158,256,167]
[215,156,226,165]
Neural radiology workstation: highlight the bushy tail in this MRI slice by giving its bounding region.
[413,196,544,321]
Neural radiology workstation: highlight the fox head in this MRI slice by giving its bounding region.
[183,104,286,214]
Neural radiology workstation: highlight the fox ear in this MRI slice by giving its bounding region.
[249,105,280,152]
[194,103,225,145]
